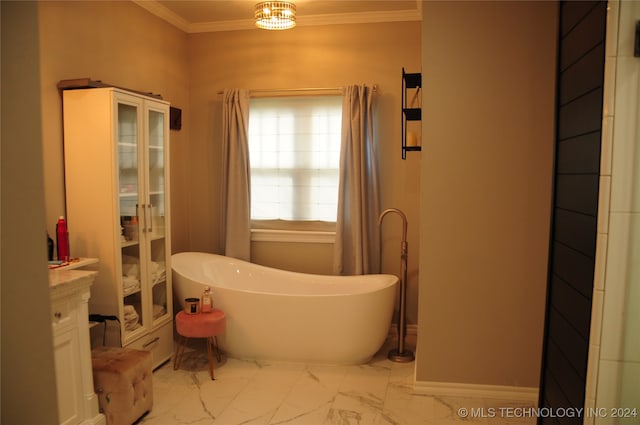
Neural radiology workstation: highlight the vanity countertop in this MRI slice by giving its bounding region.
[49,269,98,293]
[48,257,99,270]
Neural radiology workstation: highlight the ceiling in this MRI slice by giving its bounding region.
[133,0,422,33]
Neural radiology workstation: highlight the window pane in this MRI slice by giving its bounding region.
[249,96,342,222]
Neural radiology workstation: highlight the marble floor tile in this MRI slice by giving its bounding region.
[380,381,435,425]
[139,335,535,425]
[432,396,490,425]
[268,365,348,425]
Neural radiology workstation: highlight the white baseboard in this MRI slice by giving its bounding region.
[413,381,539,402]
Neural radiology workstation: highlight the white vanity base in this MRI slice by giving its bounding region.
[50,269,106,425]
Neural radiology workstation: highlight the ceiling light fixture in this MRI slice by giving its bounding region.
[255,1,296,30]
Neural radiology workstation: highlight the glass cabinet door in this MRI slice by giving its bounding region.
[117,101,144,337]
[146,107,169,324]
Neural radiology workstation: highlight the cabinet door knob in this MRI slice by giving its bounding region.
[54,312,62,319]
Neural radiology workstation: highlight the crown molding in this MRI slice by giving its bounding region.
[189,18,257,33]
[132,0,191,33]
[297,9,422,29]
[133,1,422,34]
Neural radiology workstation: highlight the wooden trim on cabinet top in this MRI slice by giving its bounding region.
[57,78,164,100]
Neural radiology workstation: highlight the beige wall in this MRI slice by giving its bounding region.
[187,22,423,322]
[38,1,191,253]
[1,2,59,422]
[417,1,557,387]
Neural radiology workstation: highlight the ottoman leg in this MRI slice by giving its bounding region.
[206,337,215,380]
[213,336,223,362]
[173,335,188,371]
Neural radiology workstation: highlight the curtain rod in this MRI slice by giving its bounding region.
[217,85,378,96]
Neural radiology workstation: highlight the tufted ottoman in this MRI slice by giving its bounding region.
[91,347,153,425]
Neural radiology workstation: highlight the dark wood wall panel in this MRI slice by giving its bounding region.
[548,308,589,376]
[541,372,564,425]
[555,174,599,215]
[550,276,591,339]
[560,1,599,35]
[542,369,572,418]
[553,209,597,257]
[560,44,606,103]
[552,242,595,299]
[546,340,585,407]
[556,133,601,174]
[560,2,607,69]
[538,2,606,422]
[557,88,604,139]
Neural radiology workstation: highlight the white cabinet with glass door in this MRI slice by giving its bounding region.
[63,87,173,368]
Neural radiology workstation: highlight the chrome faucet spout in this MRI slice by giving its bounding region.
[378,207,414,362]
[378,208,408,243]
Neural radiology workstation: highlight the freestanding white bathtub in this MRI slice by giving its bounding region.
[171,252,398,364]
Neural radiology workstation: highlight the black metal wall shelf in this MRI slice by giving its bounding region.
[401,68,422,160]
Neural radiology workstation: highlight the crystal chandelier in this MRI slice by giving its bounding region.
[255,1,296,30]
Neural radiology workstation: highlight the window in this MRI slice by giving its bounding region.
[248,96,342,224]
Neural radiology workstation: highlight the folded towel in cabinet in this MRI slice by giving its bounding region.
[122,275,140,295]
[153,304,166,319]
[123,305,140,331]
